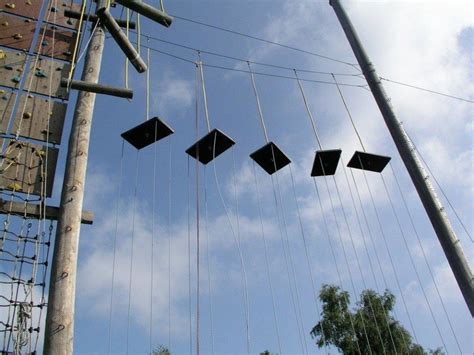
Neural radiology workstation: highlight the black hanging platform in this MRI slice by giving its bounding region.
[121,117,174,150]
[311,149,342,177]
[250,141,291,175]
[347,150,391,173]
[185,128,235,165]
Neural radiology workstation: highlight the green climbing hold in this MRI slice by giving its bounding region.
[12,76,20,83]
[4,65,13,70]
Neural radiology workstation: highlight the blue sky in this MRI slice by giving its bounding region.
[38,0,474,354]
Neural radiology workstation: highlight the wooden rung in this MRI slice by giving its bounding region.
[0,199,94,225]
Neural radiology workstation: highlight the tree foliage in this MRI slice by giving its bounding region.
[310,284,442,355]
[152,345,171,355]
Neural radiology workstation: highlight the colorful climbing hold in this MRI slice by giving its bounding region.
[4,65,14,70]
[35,70,47,78]
[7,183,22,192]
[13,33,23,40]
[5,3,16,9]
[11,76,20,83]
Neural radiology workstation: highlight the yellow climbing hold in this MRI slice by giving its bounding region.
[7,183,22,192]
[2,21,8,27]
[5,3,16,9]
[35,150,46,158]
[26,0,32,5]
[13,33,23,40]
[0,50,5,60]
[23,112,32,119]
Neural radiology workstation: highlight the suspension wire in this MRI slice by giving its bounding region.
[167,138,172,350]
[273,171,309,354]
[203,167,215,355]
[267,172,306,354]
[131,32,362,77]
[294,70,323,149]
[357,161,439,349]
[339,161,410,352]
[149,122,159,355]
[187,156,193,355]
[197,55,211,132]
[252,163,282,355]
[247,62,269,143]
[331,73,366,152]
[106,140,125,355]
[168,14,359,67]
[379,77,474,104]
[386,163,463,352]
[318,174,374,355]
[331,172,397,353]
[212,140,251,355]
[288,165,329,355]
[126,150,140,355]
[311,178,362,355]
[115,40,368,88]
[406,133,472,242]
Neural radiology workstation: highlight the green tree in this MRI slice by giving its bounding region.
[152,344,170,355]
[310,284,443,354]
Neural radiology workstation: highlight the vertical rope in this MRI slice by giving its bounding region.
[126,151,140,355]
[312,178,363,355]
[203,167,215,355]
[106,140,125,355]
[357,159,431,349]
[247,62,269,143]
[269,173,305,354]
[146,41,150,120]
[382,166,462,352]
[125,8,129,89]
[167,139,172,350]
[197,57,211,132]
[149,122,159,355]
[288,165,329,354]
[187,156,193,355]
[294,69,323,149]
[195,64,201,355]
[252,163,282,354]
[340,161,410,351]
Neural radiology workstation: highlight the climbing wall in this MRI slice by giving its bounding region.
[0,0,80,352]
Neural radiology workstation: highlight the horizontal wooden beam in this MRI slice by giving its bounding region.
[0,199,93,225]
[64,9,136,29]
[61,78,134,99]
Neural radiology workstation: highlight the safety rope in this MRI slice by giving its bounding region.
[106,140,125,355]
[67,0,87,83]
[252,163,282,354]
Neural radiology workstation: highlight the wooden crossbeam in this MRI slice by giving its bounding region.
[0,199,93,225]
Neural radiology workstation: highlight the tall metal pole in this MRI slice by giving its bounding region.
[329,0,474,316]
[44,21,106,354]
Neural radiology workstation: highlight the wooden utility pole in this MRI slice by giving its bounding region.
[329,0,474,315]
[43,20,105,354]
